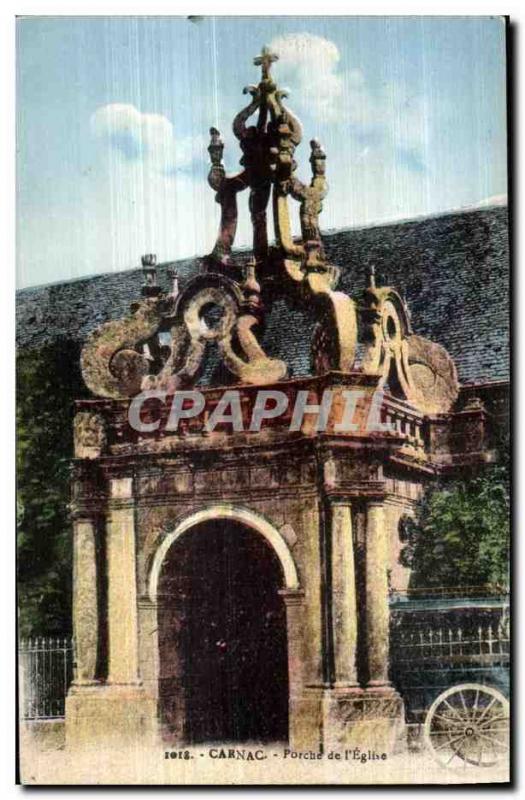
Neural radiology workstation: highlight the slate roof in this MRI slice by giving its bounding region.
[16,205,510,386]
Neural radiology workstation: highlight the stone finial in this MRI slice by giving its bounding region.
[207,127,224,169]
[241,258,262,315]
[205,44,304,268]
[167,267,179,299]
[309,139,326,176]
[243,258,261,295]
[253,45,278,80]
[141,254,160,297]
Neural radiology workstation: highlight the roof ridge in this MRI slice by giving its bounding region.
[16,203,508,295]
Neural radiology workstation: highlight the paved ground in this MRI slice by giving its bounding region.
[19,728,509,786]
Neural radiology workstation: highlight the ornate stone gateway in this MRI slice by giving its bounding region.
[66,48,461,751]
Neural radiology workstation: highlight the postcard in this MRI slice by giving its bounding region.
[16,15,510,785]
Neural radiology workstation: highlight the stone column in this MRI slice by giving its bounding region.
[71,517,98,685]
[106,477,140,685]
[330,501,359,687]
[365,501,391,688]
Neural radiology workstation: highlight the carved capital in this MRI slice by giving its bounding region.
[74,411,107,459]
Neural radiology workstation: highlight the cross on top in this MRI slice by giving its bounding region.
[253,46,278,80]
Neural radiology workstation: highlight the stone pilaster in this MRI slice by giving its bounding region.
[315,499,403,753]
[329,501,359,687]
[365,501,391,688]
[106,477,140,685]
[66,478,157,748]
[138,599,160,700]
[279,589,306,749]
[71,518,98,685]
[301,503,324,686]
[279,589,305,699]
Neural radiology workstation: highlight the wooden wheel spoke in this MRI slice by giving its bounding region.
[442,699,466,723]
[474,736,502,764]
[479,714,508,729]
[480,727,509,734]
[433,734,465,753]
[476,697,497,725]
[444,745,465,766]
[425,685,509,770]
[431,712,463,728]
[470,688,482,723]
[476,741,484,766]
[476,731,508,751]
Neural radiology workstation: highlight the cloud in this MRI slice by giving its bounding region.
[473,193,508,208]
[269,33,343,122]
[269,33,429,171]
[90,103,207,176]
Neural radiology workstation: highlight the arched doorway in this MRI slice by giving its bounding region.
[157,518,290,744]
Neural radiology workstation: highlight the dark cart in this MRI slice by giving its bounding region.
[390,588,510,769]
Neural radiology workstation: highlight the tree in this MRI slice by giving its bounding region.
[400,447,510,591]
[17,339,85,636]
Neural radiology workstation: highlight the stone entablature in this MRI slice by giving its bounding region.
[74,373,417,449]
[72,372,492,475]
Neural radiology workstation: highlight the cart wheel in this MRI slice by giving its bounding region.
[423,683,509,769]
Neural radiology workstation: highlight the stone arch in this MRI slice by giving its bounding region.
[148,504,300,602]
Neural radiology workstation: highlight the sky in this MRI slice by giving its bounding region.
[16,15,508,289]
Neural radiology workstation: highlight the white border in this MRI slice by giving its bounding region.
[4,3,522,796]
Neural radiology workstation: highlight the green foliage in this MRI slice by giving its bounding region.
[17,339,85,636]
[400,449,510,591]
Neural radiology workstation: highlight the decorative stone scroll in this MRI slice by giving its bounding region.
[359,272,459,414]
[310,279,358,375]
[143,272,287,391]
[80,297,169,399]
[404,334,460,415]
[81,267,287,398]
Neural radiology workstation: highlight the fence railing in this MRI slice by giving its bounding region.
[19,637,74,720]
[18,622,510,720]
[391,621,510,667]
[390,585,509,600]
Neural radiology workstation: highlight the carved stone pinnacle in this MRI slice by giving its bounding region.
[253,45,278,80]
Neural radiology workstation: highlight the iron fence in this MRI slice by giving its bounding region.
[390,618,510,725]
[17,620,510,722]
[19,637,74,720]
[391,621,510,667]
[390,585,508,600]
